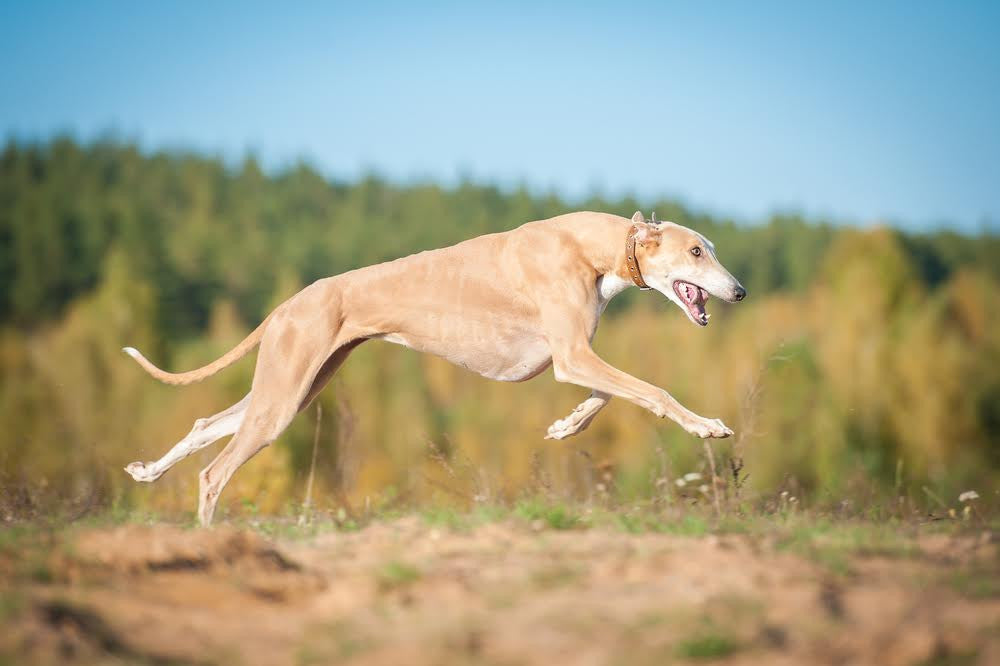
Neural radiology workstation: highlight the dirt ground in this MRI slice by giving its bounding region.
[1,517,997,665]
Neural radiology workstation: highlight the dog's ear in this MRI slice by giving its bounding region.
[634,222,662,246]
[631,211,661,245]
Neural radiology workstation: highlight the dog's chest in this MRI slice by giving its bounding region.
[378,327,552,383]
[597,274,630,312]
[477,334,552,382]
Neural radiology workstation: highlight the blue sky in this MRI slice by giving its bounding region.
[2,1,998,231]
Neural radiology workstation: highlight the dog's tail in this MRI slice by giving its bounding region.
[123,314,272,386]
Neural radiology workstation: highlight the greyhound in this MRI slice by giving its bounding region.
[123,211,747,525]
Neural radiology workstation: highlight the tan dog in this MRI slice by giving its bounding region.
[124,211,746,525]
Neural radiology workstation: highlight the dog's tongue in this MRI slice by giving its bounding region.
[678,281,710,325]
[680,282,708,305]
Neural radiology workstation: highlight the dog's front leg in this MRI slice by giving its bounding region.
[551,345,732,438]
[544,330,732,439]
[545,391,610,440]
[538,287,732,438]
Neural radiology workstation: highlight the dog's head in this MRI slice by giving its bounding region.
[629,211,747,327]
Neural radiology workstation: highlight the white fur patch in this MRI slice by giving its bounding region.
[597,274,630,309]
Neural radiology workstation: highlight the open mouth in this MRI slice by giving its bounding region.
[673,280,711,326]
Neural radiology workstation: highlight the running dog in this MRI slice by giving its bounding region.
[124,211,747,525]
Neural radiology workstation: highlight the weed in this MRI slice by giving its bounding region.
[617,513,645,534]
[376,560,421,591]
[659,514,710,537]
[0,592,25,621]
[0,524,38,553]
[949,569,1000,599]
[772,517,920,575]
[531,564,581,589]
[241,498,260,517]
[916,648,979,666]
[676,633,739,660]
[28,563,53,584]
[421,506,470,531]
[298,620,374,663]
[514,499,582,530]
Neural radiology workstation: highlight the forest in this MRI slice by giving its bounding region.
[1,137,998,518]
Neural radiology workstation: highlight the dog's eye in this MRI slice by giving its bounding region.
[691,247,702,257]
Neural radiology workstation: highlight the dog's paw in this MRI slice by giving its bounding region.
[545,417,579,440]
[683,417,734,439]
[124,461,161,483]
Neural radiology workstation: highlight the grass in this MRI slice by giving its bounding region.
[531,564,582,589]
[0,592,25,621]
[916,649,980,666]
[613,511,712,536]
[298,619,375,663]
[676,633,740,660]
[514,498,584,530]
[375,560,422,591]
[772,517,925,575]
[242,514,360,541]
[2,487,992,580]
[2,497,988,554]
[420,504,507,531]
[949,567,1000,599]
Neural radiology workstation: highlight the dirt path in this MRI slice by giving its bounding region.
[2,519,997,665]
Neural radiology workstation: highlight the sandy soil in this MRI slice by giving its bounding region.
[1,519,997,665]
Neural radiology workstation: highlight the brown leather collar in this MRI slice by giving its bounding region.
[625,226,651,290]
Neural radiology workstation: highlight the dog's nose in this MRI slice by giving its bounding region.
[734,285,747,301]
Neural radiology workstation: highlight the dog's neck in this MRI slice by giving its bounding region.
[576,215,648,295]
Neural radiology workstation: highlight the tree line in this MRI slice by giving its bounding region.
[1,138,997,517]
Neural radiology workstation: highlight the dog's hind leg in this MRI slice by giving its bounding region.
[125,337,365,486]
[297,338,366,411]
[544,391,610,440]
[124,393,251,483]
[195,307,358,525]
[196,372,316,526]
